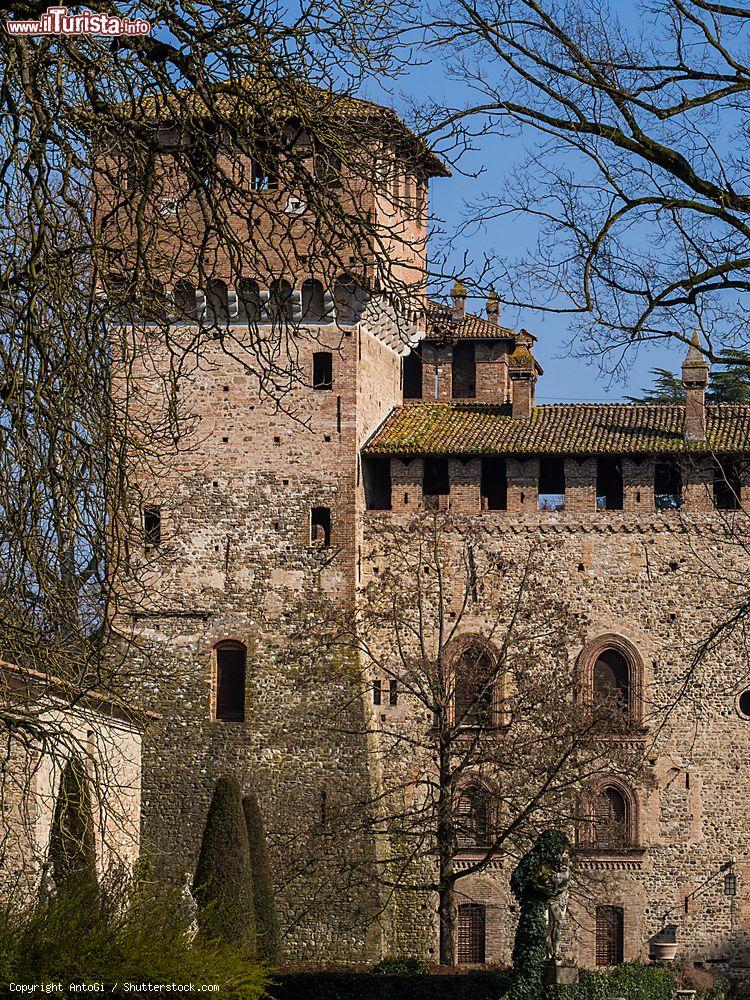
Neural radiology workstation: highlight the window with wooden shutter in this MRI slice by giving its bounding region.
[596,905,624,966]
[457,903,486,964]
[215,642,246,722]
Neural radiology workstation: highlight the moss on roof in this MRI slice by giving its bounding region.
[426,299,516,341]
[363,402,750,457]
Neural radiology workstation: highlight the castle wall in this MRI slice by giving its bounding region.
[359,510,750,968]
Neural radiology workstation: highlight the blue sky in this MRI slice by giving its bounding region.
[362,12,683,404]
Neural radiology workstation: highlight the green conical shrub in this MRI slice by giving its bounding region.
[242,792,281,963]
[193,776,255,949]
[48,756,98,899]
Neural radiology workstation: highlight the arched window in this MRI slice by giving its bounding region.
[268,278,293,322]
[456,785,492,849]
[237,278,261,323]
[173,280,197,322]
[592,784,632,849]
[578,634,643,728]
[333,274,366,324]
[301,279,326,322]
[454,641,496,728]
[206,279,229,325]
[214,641,246,722]
[593,649,631,722]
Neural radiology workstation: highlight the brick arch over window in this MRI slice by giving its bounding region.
[213,639,246,722]
[577,633,644,727]
[580,777,638,850]
[448,634,503,728]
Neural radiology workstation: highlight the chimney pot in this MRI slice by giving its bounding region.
[681,331,710,440]
[486,291,499,325]
[451,279,467,321]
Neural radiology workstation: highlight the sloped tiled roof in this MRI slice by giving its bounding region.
[363,402,750,456]
[426,300,516,341]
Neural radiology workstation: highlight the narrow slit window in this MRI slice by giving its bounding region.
[311,506,331,546]
[312,352,333,390]
[538,458,565,511]
[481,458,507,511]
[363,457,392,510]
[215,642,246,722]
[452,342,476,399]
[403,349,423,399]
[389,679,398,706]
[143,505,161,549]
[596,458,623,510]
[373,679,382,705]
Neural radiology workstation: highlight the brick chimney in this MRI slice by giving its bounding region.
[681,330,709,440]
[486,290,499,325]
[451,278,467,321]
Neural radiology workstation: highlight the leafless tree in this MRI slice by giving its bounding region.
[289,511,646,965]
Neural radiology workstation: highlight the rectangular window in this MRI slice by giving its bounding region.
[452,342,476,398]
[373,679,382,706]
[423,458,449,497]
[403,350,423,399]
[457,904,486,965]
[596,906,624,966]
[363,457,392,510]
[389,679,398,706]
[215,645,246,722]
[143,505,161,549]
[481,458,507,510]
[312,351,333,390]
[538,458,565,511]
[311,506,332,546]
[596,458,623,510]
[654,461,682,510]
[714,458,742,510]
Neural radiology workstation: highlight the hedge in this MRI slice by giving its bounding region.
[269,971,513,1000]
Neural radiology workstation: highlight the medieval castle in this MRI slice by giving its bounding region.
[69,84,750,973]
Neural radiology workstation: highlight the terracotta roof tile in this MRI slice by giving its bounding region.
[426,300,516,341]
[363,402,750,456]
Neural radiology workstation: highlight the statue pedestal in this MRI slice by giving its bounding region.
[543,960,579,985]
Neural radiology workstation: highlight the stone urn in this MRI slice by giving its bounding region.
[651,941,679,961]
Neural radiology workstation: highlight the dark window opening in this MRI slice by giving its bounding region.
[314,144,342,188]
[143,505,161,549]
[596,458,623,510]
[363,457,392,510]
[538,457,565,511]
[455,644,494,727]
[206,279,229,325]
[237,279,261,323]
[596,906,624,966]
[312,352,333,390]
[311,506,331,546]
[456,787,491,849]
[389,679,398,706]
[481,458,507,510]
[739,689,750,717]
[268,279,293,322]
[654,461,682,510]
[457,904,486,965]
[302,279,326,322]
[593,786,630,849]
[403,349,423,399]
[251,145,278,191]
[593,649,631,724]
[173,280,197,322]
[215,642,246,722]
[423,458,449,496]
[373,679,382,706]
[714,459,742,511]
[452,342,476,399]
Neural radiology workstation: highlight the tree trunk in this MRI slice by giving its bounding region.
[438,880,456,966]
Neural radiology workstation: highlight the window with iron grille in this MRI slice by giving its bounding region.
[215,642,246,722]
[457,904,486,964]
[596,905,624,966]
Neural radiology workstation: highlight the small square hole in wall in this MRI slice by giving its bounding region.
[373,566,379,574]
[214,545,220,551]
[222,437,229,443]
[324,435,331,442]
[273,436,281,445]
[274,522,279,530]
[213,481,218,487]
[283,479,289,485]
[223,385,229,392]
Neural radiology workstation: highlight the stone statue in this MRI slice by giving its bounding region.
[509,830,574,996]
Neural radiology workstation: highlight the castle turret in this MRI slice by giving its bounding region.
[682,331,709,440]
